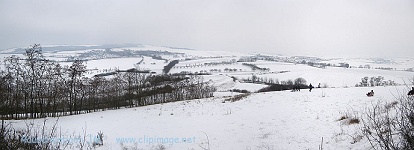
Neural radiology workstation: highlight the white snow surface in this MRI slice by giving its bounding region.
[230,60,414,88]
[8,86,412,150]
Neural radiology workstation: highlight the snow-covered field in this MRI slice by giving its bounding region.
[6,86,411,150]
[1,45,412,88]
[1,44,414,149]
[231,61,414,88]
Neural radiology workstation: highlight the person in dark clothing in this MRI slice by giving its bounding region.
[309,83,314,92]
[408,87,414,96]
[367,90,374,97]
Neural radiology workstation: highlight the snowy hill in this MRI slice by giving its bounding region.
[1,44,414,149]
[8,86,411,149]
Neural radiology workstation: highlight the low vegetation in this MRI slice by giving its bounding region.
[0,118,104,150]
[357,89,414,149]
[257,77,310,92]
[355,76,397,87]
[241,63,269,71]
[224,93,251,102]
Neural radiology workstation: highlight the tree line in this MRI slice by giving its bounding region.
[163,60,179,74]
[242,63,270,71]
[355,76,397,87]
[0,44,215,119]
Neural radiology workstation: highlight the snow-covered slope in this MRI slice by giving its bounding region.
[2,44,414,149]
[8,86,411,150]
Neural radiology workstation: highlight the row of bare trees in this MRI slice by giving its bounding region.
[0,44,215,119]
[356,76,397,87]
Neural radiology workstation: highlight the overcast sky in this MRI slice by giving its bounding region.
[1,0,413,58]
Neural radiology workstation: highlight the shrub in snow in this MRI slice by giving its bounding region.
[230,89,249,93]
[0,118,71,150]
[360,91,414,150]
[92,131,104,147]
[294,77,307,85]
[224,93,251,102]
[357,76,396,87]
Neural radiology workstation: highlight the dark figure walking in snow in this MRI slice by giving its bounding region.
[309,83,314,92]
[367,90,374,97]
[408,87,414,96]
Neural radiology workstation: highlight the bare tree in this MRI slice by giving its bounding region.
[68,60,86,115]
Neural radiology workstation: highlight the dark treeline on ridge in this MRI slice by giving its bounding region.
[0,44,215,119]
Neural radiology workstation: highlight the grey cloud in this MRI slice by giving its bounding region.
[1,0,413,58]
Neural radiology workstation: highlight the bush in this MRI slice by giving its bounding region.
[1,118,102,150]
[1,119,66,150]
[348,118,360,125]
[258,83,309,92]
[336,114,360,125]
[360,90,414,150]
[294,77,307,85]
[224,93,251,102]
[230,89,249,93]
